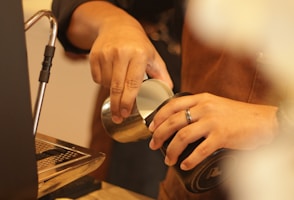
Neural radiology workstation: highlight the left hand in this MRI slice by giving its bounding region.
[148,93,278,170]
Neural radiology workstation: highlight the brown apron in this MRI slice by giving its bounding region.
[157,17,280,200]
[89,86,113,181]
[89,11,281,200]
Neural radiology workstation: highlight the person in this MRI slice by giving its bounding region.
[52,0,283,199]
[52,0,183,198]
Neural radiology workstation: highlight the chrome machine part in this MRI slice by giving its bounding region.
[24,10,58,135]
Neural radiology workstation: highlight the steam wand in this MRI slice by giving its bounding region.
[24,10,58,135]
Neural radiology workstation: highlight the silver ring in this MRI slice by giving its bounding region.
[185,109,192,124]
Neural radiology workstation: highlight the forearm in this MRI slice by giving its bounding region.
[67,0,144,50]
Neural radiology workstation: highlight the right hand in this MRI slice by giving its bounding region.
[89,15,173,123]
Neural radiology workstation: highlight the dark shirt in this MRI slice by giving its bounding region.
[51,0,184,93]
[51,0,183,54]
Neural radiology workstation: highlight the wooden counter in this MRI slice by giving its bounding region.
[77,182,155,200]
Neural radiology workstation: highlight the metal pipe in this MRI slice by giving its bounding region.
[24,10,58,135]
[24,9,58,46]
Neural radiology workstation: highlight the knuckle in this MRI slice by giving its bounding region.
[168,98,180,108]
[111,81,123,95]
[176,129,190,142]
[132,46,147,55]
[111,87,123,95]
[201,92,212,99]
[116,46,147,59]
[166,116,178,128]
[125,79,140,89]
[111,46,121,58]
[199,100,214,114]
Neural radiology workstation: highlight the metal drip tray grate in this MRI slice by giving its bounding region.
[35,133,105,198]
[36,138,86,172]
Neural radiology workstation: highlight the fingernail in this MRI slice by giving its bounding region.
[180,163,189,171]
[148,121,154,132]
[112,115,123,124]
[149,138,156,150]
[165,156,171,166]
[121,108,129,118]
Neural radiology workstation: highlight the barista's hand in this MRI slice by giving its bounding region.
[67,1,173,124]
[90,23,172,123]
[148,93,278,170]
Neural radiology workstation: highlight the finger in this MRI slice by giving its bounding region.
[89,51,102,83]
[119,55,147,118]
[110,53,130,123]
[165,119,209,166]
[100,53,114,86]
[150,110,188,150]
[150,107,201,150]
[180,135,219,171]
[150,96,198,132]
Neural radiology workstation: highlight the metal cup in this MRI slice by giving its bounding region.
[101,79,174,143]
[101,80,235,193]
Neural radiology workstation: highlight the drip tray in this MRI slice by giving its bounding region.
[35,133,105,198]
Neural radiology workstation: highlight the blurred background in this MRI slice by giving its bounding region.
[186,1,294,200]
[23,0,98,147]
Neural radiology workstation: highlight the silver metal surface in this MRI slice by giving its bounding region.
[24,10,58,135]
[24,10,105,198]
[24,10,57,46]
[101,79,174,143]
[36,133,105,198]
[33,83,46,136]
